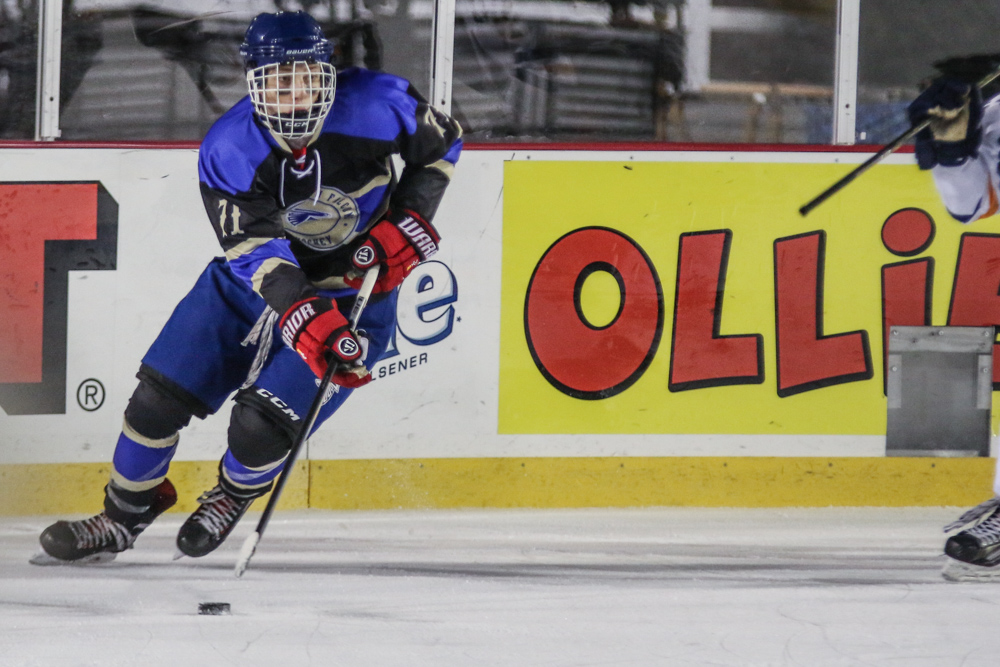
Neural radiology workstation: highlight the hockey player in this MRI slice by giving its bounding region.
[32,11,462,564]
[908,76,1000,580]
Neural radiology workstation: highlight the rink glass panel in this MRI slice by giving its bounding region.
[856,0,1000,145]
[0,0,39,140]
[6,0,846,144]
[55,1,432,141]
[31,2,1000,146]
[452,0,836,143]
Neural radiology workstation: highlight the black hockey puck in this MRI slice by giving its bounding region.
[198,602,231,615]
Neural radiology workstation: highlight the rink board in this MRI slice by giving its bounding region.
[0,145,998,513]
[0,457,993,515]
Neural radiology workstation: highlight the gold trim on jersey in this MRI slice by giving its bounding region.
[251,257,298,295]
[427,158,455,180]
[311,275,352,290]
[224,237,273,262]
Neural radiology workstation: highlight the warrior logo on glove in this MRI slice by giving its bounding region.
[336,336,360,358]
[352,244,378,269]
[281,301,317,348]
[397,215,439,258]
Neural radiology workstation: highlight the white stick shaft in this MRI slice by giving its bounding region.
[234,531,260,578]
[348,267,380,329]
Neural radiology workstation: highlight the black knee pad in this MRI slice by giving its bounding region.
[124,371,205,440]
[228,402,294,469]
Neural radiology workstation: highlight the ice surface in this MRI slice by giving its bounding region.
[2,507,999,666]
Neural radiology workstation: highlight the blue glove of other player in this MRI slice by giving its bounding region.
[908,78,983,169]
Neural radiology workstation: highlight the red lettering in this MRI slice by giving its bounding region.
[669,230,763,391]
[947,233,1000,385]
[0,182,117,415]
[773,231,872,397]
[881,258,933,393]
[881,208,935,257]
[524,227,662,399]
[0,184,98,383]
[880,208,936,394]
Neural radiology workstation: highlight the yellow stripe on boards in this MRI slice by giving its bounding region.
[310,457,994,510]
[0,461,308,516]
[0,458,993,516]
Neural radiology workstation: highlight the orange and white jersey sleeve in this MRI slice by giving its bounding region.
[930,96,1000,224]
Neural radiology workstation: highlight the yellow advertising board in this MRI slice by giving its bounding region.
[499,159,1000,435]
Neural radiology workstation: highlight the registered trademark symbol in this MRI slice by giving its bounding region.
[77,378,105,412]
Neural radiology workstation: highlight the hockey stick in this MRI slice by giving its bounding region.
[235,265,380,577]
[799,64,1000,217]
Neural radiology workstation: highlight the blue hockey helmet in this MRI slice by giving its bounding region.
[240,11,334,69]
[241,12,337,141]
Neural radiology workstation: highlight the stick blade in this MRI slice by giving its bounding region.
[234,531,260,578]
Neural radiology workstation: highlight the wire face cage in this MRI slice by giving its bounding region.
[246,60,336,140]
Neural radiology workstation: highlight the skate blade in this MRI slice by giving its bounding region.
[29,549,118,566]
[942,557,1000,582]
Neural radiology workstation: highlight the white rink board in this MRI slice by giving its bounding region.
[0,147,919,465]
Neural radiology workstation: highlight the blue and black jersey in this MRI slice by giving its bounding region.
[197,67,462,314]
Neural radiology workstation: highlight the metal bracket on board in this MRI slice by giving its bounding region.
[886,326,994,457]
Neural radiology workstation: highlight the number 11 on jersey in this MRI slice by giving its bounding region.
[217,200,243,237]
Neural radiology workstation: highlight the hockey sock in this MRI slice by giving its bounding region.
[219,450,282,499]
[109,421,178,493]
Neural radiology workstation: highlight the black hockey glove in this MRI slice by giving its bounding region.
[908,78,983,169]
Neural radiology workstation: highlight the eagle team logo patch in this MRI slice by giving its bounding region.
[283,186,360,250]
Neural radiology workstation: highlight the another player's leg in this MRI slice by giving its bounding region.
[175,402,292,558]
[33,377,195,564]
[942,497,1000,581]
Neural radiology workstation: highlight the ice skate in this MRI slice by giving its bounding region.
[942,497,1000,581]
[175,485,255,558]
[31,479,177,565]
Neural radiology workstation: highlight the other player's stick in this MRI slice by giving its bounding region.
[235,265,380,578]
[799,63,1000,217]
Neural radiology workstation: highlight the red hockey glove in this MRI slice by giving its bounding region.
[279,297,372,388]
[345,209,440,293]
